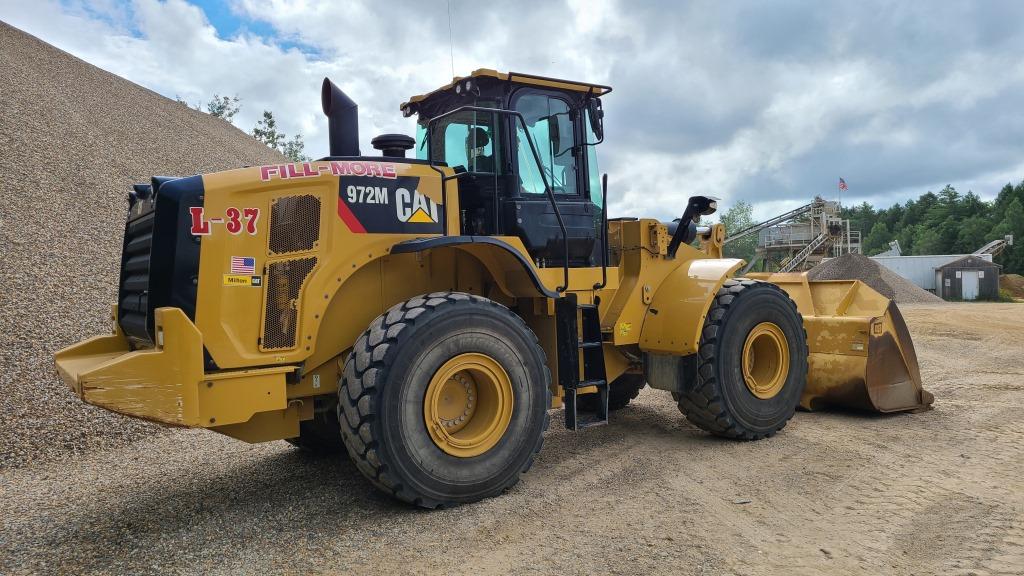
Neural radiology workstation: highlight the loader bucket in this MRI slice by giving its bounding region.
[748,273,934,413]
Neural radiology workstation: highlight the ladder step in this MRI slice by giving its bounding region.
[579,378,607,389]
[571,414,609,430]
[577,304,598,310]
[579,340,602,349]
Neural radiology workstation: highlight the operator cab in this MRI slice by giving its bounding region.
[401,69,610,268]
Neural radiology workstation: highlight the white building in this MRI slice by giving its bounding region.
[870,254,994,293]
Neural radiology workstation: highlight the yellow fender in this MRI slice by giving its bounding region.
[639,258,744,356]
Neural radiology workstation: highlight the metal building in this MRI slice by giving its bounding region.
[936,255,1001,301]
[870,254,994,293]
[869,235,1011,298]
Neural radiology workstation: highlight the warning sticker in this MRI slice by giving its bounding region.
[337,176,443,234]
[223,274,263,287]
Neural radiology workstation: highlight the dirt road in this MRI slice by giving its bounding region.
[2,303,1022,575]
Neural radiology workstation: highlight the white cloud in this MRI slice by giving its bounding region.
[2,0,1023,223]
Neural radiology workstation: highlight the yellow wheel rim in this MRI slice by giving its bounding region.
[424,353,514,458]
[741,322,790,399]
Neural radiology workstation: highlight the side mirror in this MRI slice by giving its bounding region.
[666,196,720,258]
[587,98,604,143]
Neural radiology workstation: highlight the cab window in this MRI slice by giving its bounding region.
[416,108,500,174]
[515,93,577,196]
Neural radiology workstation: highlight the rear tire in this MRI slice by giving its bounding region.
[676,279,808,440]
[337,292,551,508]
[577,373,645,412]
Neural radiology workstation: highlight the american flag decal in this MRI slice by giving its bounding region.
[230,256,256,274]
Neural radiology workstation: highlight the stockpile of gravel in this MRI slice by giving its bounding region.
[0,23,285,468]
[807,253,944,304]
[1000,273,1024,300]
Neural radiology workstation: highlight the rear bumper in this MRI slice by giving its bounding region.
[55,306,295,429]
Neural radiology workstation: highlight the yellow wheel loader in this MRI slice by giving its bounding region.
[55,70,932,508]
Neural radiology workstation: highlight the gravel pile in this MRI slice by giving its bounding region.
[0,23,285,468]
[807,253,944,304]
[1000,273,1024,299]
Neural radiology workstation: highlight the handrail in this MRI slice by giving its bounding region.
[593,173,608,290]
[425,105,570,293]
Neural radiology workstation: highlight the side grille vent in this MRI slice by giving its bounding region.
[262,257,317,350]
[269,195,321,254]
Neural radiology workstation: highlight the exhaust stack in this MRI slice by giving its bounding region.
[321,78,359,157]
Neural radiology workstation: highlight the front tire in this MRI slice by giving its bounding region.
[676,279,808,440]
[337,292,551,508]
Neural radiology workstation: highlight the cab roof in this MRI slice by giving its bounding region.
[400,69,612,114]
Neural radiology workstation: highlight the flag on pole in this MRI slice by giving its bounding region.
[838,177,848,191]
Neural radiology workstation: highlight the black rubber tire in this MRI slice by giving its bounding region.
[676,278,808,440]
[337,291,551,508]
[285,396,344,454]
[576,373,645,412]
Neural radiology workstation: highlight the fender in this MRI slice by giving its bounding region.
[639,258,743,356]
[301,235,559,379]
[390,235,560,298]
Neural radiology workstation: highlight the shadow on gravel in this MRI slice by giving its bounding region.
[19,448,423,573]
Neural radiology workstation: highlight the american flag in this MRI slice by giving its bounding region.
[230,256,256,274]
[838,177,849,191]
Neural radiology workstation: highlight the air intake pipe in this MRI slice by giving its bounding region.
[321,78,360,157]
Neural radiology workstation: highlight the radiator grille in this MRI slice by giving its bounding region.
[119,206,156,346]
[262,257,317,350]
[269,195,321,254]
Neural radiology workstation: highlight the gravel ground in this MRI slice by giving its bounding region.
[2,303,1022,575]
[808,253,944,304]
[0,22,284,467]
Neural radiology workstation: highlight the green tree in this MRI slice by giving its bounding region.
[252,110,285,150]
[912,226,943,255]
[863,221,891,255]
[993,198,1024,273]
[718,200,757,263]
[206,94,241,122]
[281,133,309,162]
[954,215,990,253]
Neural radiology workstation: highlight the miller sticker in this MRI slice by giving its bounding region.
[223,275,263,287]
[337,176,443,234]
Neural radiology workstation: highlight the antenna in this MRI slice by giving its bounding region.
[447,0,455,78]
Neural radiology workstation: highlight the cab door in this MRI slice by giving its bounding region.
[502,90,602,267]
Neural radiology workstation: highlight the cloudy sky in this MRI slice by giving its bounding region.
[2,0,1023,221]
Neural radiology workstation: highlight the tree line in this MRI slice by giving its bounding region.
[842,182,1023,274]
[176,93,309,162]
[716,181,1024,275]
